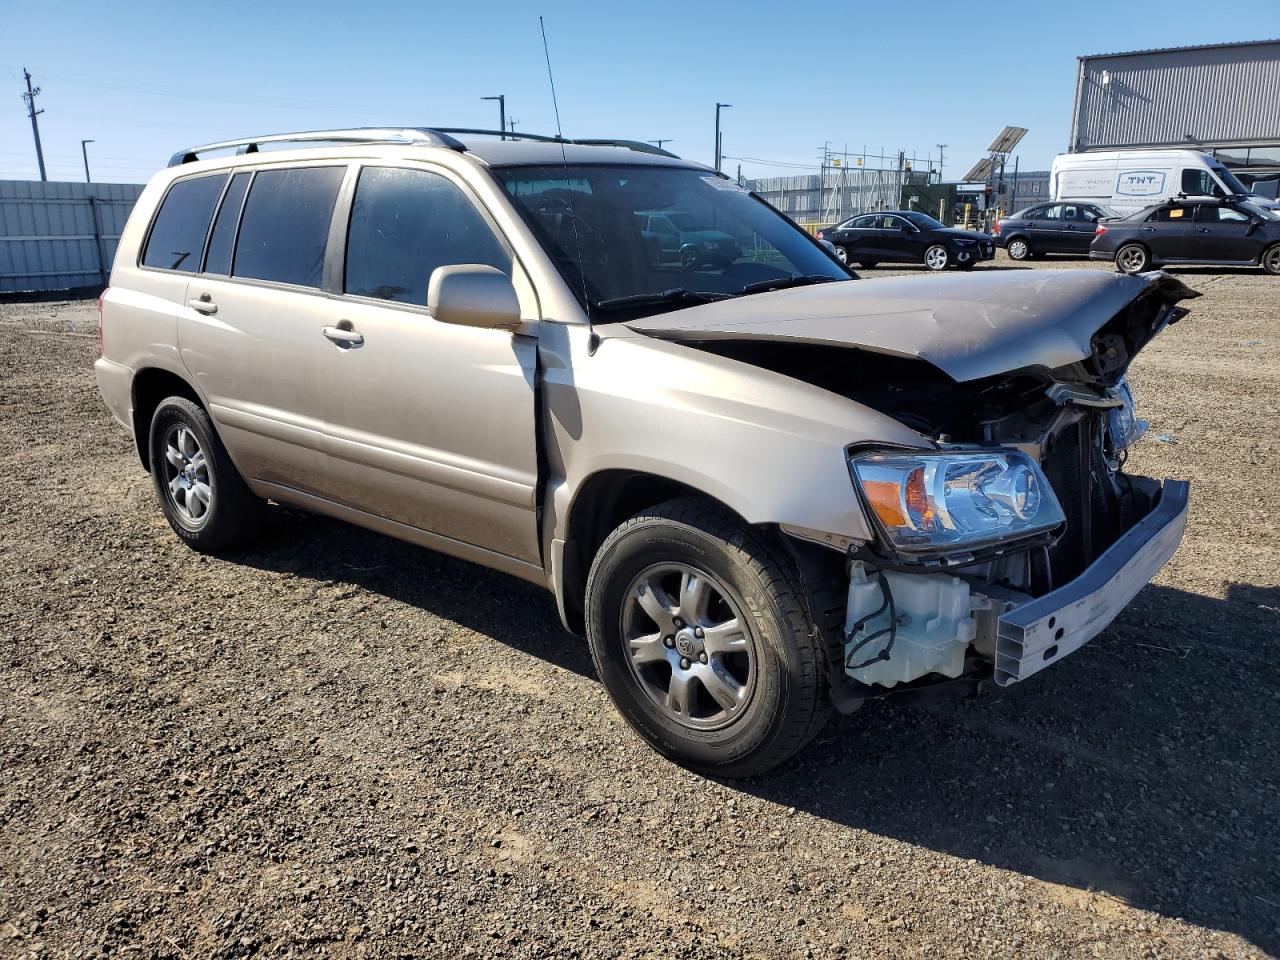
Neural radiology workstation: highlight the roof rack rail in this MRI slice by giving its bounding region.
[168,126,681,168]
[167,127,467,166]
[432,128,679,158]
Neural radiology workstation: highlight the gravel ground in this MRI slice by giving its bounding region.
[1,256,1277,959]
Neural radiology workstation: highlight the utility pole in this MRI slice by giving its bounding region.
[482,95,506,140]
[81,139,95,183]
[22,68,47,182]
[936,143,948,182]
[714,102,732,172]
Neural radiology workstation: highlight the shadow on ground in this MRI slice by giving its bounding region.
[234,504,1280,954]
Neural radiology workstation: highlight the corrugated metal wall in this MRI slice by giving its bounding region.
[1072,41,1280,152]
[0,180,145,294]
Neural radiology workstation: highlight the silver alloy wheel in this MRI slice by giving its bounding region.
[1008,238,1029,260]
[622,562,756,730]
[162,424,212,526]
[925,244,949,270]
[834,245,848,264]
[1264,245,1280,274]
[1117,244,1148,274]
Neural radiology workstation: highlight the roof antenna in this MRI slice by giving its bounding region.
[540,15,595,340]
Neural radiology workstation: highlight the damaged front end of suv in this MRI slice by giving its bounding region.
[627,269,1196,708]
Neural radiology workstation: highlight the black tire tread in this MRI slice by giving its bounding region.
[149,396,266,553]
[585,496,831,776]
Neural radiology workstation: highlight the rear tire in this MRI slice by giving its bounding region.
[834,245,849,264]
[1262,243,1280,276]
[1115,243,1150,275]
[585,497,831,778]
[149,397,266,553]
[1006,237,1032,261]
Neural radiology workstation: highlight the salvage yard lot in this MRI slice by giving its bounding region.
[1,257,1277,959]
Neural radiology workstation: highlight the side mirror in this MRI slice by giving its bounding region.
[427,264,521,330]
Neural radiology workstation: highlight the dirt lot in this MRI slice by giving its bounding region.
[1,257,1278,960]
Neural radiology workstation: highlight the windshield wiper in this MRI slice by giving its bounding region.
[736,274,842,296]
[593,288,731,311]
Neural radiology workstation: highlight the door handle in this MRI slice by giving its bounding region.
[322,325,364,347]
[1196,227,1210,233]
[188,294,217,315]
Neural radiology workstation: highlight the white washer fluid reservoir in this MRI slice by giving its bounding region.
[843,561,979,687]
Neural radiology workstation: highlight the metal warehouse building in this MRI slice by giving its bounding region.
[1069,39,1280,189]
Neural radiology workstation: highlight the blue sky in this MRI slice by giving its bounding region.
[2,1,1275,184]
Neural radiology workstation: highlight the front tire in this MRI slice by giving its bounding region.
[1115,242,1150,275]
[924,244,950,271]
[585,498,830,777]
[1006,237,1032,261]
[149,397,266,553]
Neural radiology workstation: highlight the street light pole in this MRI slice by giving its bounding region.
[81,139,95,183]
[482,95,506,140]
[936,143,948,181]
[714,103,732,172]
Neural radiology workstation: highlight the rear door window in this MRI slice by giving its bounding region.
[233,166,345,288]
[141,174,226,272]
[344,166,509,306]
[1148,204,1194,222]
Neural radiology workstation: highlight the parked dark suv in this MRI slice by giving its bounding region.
[818,211,993,270]
[993,202,1119,260]
[1091,198,1280,275]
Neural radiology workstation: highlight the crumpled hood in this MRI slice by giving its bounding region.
[625,269,1198,383]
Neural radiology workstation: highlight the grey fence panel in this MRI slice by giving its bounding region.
[0,179,146,293]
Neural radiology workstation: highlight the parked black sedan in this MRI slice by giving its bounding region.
[1090,197,1280,275]
[817,211,994,271]
[992,201,1119,260]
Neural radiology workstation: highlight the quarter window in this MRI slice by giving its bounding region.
[344,166,509,306]
[233,166,345,288]
[141,174,226,272]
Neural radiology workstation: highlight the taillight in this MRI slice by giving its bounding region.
[97,288,107,356]
[1095,225,1108,236]
[817,230,825,240]
[992,221,1001,235]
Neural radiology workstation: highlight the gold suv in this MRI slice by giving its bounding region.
[97,127,1193,775]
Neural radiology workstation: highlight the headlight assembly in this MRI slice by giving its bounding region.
[849,450,1065,557]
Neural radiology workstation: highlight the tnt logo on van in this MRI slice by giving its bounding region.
[1116,171,1167,196]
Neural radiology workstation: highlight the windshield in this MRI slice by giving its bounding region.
[1212,163,1250,196]
[903,211,945,230]
[492,164,850,314]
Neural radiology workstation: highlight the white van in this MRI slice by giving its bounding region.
[1050,149,1273,215]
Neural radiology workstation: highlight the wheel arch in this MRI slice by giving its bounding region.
[555,469,752,635]
[130,367,204,470]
